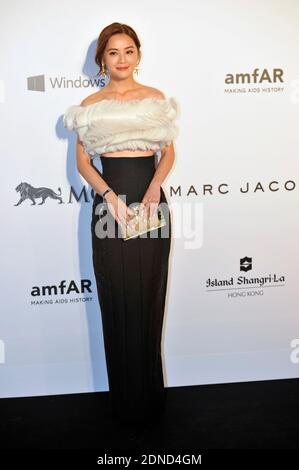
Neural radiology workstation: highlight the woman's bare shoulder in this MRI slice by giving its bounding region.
[136,86,166,99]
[144,86,166,99]
[80,90,106,107]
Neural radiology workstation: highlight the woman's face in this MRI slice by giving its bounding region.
[103,33,139,78]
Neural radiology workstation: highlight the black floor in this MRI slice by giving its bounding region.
[0,378,298,449]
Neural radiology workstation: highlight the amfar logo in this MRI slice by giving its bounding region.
[31,279,92,296]
[27,74,106,91]
[225,68,284,84]
[30,280,93,306]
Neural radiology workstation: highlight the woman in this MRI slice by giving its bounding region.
[63,22,180,428]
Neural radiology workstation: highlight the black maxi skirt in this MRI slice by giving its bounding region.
[90,154,171,427]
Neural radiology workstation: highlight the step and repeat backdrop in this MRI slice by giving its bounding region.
[1,0,299,397]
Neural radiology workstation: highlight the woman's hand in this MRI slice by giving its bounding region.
[105,191,136,227]
[141,181,161,218]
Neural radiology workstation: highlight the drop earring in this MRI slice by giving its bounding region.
[134,62,140,75]
[100,63,107,77]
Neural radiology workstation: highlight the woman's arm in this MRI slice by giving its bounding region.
[76,137,135,225]
[141,143,175,217]
[76,136,113,199]
[75,96,116,202]
[150,142,175,187]
[148,88,176,186]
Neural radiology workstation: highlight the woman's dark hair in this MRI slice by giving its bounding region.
[95,22,141,77]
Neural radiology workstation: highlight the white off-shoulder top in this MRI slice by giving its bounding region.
[63,96,180,156]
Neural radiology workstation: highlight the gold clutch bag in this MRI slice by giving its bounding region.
[119,203,166,241]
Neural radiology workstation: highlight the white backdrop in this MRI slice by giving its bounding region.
[1,0,299,398]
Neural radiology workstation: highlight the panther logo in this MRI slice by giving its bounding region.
[14,182,63,206]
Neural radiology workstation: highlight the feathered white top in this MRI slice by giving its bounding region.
[63,96,180,156]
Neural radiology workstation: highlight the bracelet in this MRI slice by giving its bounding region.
[102,187,114,199]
